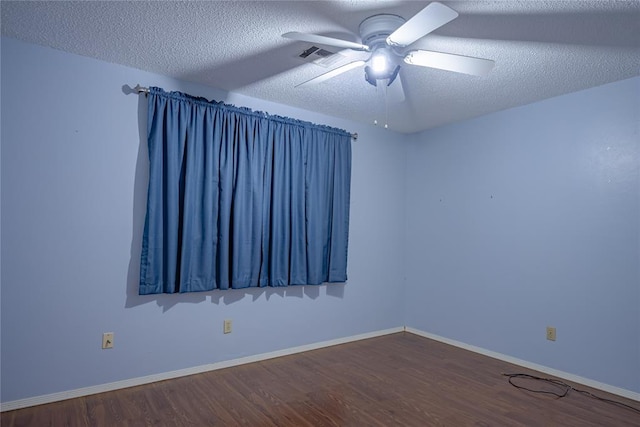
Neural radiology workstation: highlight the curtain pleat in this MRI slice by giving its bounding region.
[139,88,351,294]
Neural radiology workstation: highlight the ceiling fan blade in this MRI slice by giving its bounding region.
[387,2,458,47]
[296,60,366,87]
[283,32,369,51]
[404,50,495,76]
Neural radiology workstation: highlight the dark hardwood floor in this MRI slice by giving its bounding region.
[2,332,639,426]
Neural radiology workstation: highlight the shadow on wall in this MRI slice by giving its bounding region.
[121,85,346,313]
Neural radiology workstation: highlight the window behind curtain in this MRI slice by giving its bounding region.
[139,88,351,294]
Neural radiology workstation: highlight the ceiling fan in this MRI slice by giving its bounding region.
[283,2,494,96]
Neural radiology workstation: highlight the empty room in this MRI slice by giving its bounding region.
[1,1,638,425]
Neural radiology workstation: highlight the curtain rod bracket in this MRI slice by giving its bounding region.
[134,84,149,94]
[132,84,356,140]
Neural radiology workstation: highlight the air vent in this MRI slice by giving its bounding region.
[297,46,346,68]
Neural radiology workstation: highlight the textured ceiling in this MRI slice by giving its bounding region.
[2,1,639,133]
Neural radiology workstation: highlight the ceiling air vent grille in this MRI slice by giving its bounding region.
[297,46,345,68]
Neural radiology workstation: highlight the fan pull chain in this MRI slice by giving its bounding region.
[384,82,389,129]
[373,80,390,129]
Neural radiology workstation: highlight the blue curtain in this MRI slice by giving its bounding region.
[139,88,351,294]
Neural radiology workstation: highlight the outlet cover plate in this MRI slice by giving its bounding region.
[546,326,556,341]
[223,319,232,334]
[102,332,114,349]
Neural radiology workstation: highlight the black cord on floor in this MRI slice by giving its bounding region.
[502,373,640,414]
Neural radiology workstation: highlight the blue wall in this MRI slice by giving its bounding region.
[2,36,638,403]
[404,77,640,393]
[0,38,406,403]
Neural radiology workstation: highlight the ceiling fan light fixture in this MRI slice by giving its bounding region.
[371,50,390,74]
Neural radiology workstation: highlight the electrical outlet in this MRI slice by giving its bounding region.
[546,326,556,341]
[223,319,232,334]
[102,332,114,349]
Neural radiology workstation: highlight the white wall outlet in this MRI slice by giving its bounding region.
[223,319,232,334]
[102,332,114,349]
[546,326,556,341]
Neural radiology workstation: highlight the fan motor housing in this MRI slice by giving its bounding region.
[359,14,406,48]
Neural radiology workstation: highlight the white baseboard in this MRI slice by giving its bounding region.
[405,327,640,402]
[3,325,637,411]
[0,327,403,412]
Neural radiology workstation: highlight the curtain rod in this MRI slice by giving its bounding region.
[133,85,358,141]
